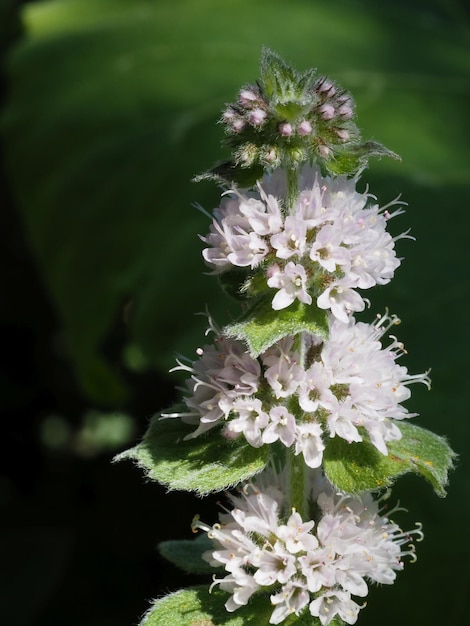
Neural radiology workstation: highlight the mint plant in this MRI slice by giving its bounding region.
[117,49,454,626]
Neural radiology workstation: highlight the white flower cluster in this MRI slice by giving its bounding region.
[194,469,422,625]
[165,313,430,465]
[201,168,407,322]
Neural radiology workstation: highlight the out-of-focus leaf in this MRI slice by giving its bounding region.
[0,529,73,626]
[1,0,468,402]
[158,534,222,575]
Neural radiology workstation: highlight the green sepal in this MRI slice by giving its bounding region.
[225,296,329,358]
[158,534,223,575]
[323,421,456,496]
[140,585,344,626]
[114,413,269,495]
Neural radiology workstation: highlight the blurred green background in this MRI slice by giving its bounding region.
[0,0,468,624]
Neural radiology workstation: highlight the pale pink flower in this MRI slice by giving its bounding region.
[201,166,405,320]
[194,468,423,625]
[166,313,430,458]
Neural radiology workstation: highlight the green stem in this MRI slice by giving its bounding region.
[287,331,309,519]
[286,167,298,213]
[287,447,309,520]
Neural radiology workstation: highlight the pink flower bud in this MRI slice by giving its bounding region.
[249,108,267,126]
[336,93,352,105]
[338,105,353,120]
[319,104,335,120]
[238,88,258,107]
[297,120,312,136]
[279,122,293,137]
[232,118,246,132]
[318,144,331,158]
[222,108,236,121]
[336,129,350,141]
[317,78,336,96]
[263,148,278,163]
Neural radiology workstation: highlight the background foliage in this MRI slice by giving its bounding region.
[0,0,468,625]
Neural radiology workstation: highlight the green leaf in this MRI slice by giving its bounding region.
[158,534,222,575]
[259,47,295,101]
[195,160,266,188]
[114,414,269,495]
[323,421,456,496]
[140,585,343,626]
[327,140,401,176]
[225,297,329,357]
[352,140,401,161]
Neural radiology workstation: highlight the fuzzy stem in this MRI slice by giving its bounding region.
[286,167,298,213]
[287,331,309,519]
[286,446,309,520]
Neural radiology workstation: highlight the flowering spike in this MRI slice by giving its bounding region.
[117,48,455,626]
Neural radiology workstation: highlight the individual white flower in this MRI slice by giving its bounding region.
[322,394,363,444]
[194,468,423,625]
[270,216,307,259]
[317,282,366,324]
[224,397,269,447]
[309,590,361,625]
[262,406,297,447]
[294,422,325,468]
[270,579,310,624]
[267,262,312,310]
[309,223,351,273]
[262,336,304,399]
[238,186,284,236]
[276,509,317,553]
[201,197,252,272]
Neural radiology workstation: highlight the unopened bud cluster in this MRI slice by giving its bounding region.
[220,52,360,170]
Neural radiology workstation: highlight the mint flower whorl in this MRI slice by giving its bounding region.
[201,167,407,322]
[164,313,430,463]
[193,468,423,625]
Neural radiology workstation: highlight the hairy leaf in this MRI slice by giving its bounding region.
[114,415,269,495]
[324,421,455,496]
[225,297,329,357]
[140,585,344,626]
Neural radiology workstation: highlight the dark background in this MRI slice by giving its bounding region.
[0,1,469,625]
